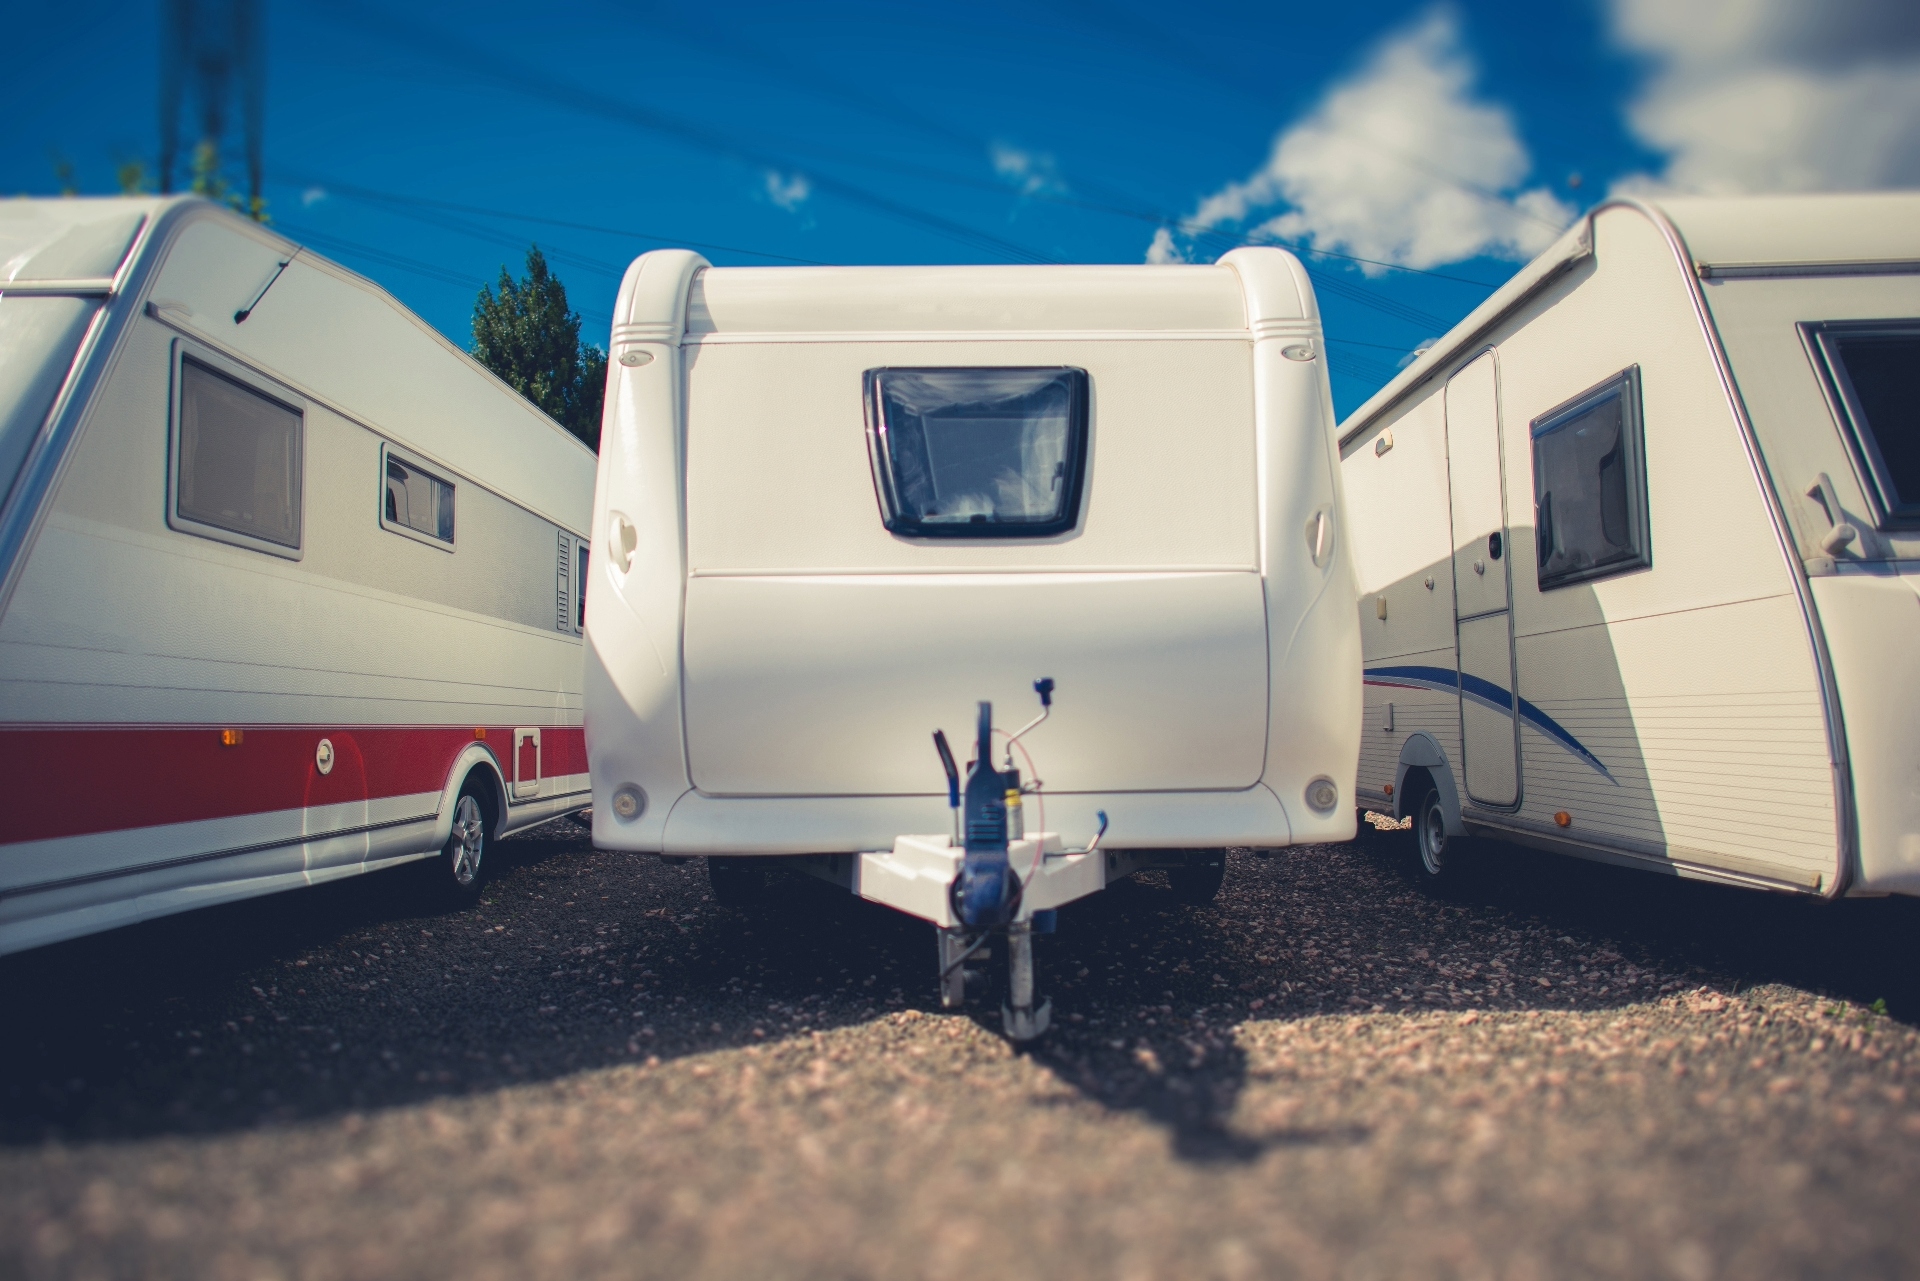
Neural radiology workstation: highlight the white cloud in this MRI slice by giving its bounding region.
[1611,0,1920,192]
[300,186,327,208]
[1152,8,1572,271]
[763,170,811,212]
[991,143,1068,198]
[1145,227,1186,264]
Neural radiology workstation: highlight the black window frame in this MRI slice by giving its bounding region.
[378,442,458,552]
[863,366,1090,540]
[166,339,305,560]
[1530,365,1652,592]
[1801,318,1920,528]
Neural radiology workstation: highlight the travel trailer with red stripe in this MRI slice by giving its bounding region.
[0,196,594,954]
[1341,193,1920,902]
[583,249,1359,1036]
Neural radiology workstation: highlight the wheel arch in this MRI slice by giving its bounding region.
[428,743,509,848]
[1394,733,1464,836]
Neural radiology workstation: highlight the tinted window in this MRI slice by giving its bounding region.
[865,367,1088,538]
[575,543,588,631]
[1531,367,1650,590]
[1812,323,1920,521]
[177,358,301,549]
[384,454,455,543]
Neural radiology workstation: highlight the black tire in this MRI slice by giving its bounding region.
[435,775,493,904]
[708,856,767,905]
[1167,850,1227,904]
[1412,785,1459,887]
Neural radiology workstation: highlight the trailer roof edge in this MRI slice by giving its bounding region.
[1334,213,1597,451]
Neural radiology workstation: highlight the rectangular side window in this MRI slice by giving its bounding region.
[1531,366,1650,591]
[864,367,1088,539]
[1806,320,1920,525]
[380,445,456,549]
[170,351,303,557]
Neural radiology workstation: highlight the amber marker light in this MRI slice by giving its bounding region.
[474,727,488,740]
[1383,782,1393,796]
[219,728,244,747]
[1554,811,1573,828]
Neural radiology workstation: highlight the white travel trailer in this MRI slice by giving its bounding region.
[0,196,595,955]
[1340,192,1920,902]
[584,247,1360,1035]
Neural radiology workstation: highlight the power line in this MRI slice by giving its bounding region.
[280,172,830,266]
[1327,336,1433,353]
[568,6,1505,291]
[751,140,1504,289]
[275,220,613,330]
[310,0,1060,266]
[277,221,485,289]
[308,0,1498,340]
[1040,0,1570,237]
[276,182,631,281]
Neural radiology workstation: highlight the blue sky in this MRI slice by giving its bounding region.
[6,0,1915,417]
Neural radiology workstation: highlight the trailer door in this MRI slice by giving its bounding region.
[1445,352,1520,807]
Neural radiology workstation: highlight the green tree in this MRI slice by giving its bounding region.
[470,246,607,452]
[188,139,268,222]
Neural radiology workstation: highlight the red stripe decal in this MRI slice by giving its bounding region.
[0,725,587,845]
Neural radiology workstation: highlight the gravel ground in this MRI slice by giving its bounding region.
[3,819,1919,1280]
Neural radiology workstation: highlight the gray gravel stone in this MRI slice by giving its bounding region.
[2,820,1917,1279]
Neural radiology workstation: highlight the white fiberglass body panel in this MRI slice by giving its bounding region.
[1343,192,1920,900]
[1698,243,1920,895]
[587,250,1359,854]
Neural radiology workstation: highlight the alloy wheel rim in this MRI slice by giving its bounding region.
[451,795,485,886]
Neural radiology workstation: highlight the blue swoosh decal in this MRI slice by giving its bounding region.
[1364,664,1617,784]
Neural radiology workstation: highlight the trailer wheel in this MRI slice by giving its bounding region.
[436,777,493,903]
[708,856,767,906]
[1413,785,1456,886]
[1168,850,1227,904]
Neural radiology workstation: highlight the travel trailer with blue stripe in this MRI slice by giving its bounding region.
[1340,193,1920,900]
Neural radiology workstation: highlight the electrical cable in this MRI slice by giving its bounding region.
[1038,0,1573,237]
[302,0,1500,354]
[308,0,1060,265]
[993,729,1047,886]
[592,0,1506,290]
[278,172,831,266]
[273,220,613,332]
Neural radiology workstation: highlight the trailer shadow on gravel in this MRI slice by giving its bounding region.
[1358,825,1920,1023]
[3,821,1918,1158]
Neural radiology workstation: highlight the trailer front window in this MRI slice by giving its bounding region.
[1806,321,1920,524]
[1531,366,1650,591]
[865,367,1088,539]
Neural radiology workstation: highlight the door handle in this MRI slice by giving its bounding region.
[1806,473,1858,556]
[1304,508,1333,569]
[609,511,639,572]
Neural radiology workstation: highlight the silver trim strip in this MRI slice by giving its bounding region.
[1698,259,1920,281]
[0,813,433,900]
[0,278,117,297]
[1462,811,1825,895]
